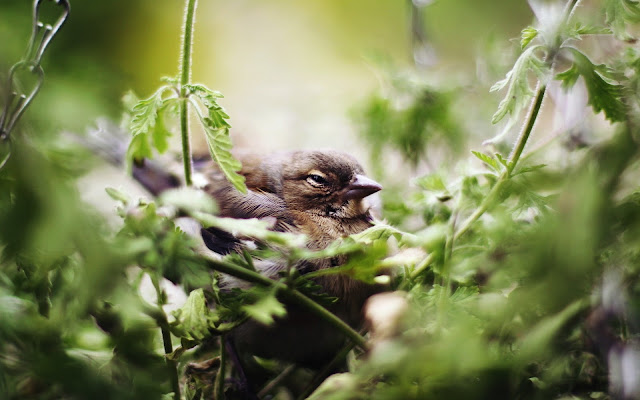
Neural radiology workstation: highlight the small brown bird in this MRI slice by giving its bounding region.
[199,150,383,367]
[82,126,383,392]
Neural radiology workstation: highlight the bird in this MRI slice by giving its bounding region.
[198,150,383,357]
[81,124,384,394]
[197,150,384,397]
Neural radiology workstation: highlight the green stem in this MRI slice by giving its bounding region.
[151,278,181,400]
[203,256,368,350]
[180,100,192,186]
[161,323,181,400]
[259,364,296,398]
[507,84,547,174]
[448,0,579,244]
[179,0,198,186]
[411,80,547,280]
[409,252,435,280]
[454,85,547,242]
[214,335,226,400]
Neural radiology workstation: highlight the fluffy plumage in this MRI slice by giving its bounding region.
[198,150,383,367]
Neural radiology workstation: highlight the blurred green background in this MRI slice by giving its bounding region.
[0,0,531,159]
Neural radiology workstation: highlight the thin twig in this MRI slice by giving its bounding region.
[296,343,355,400]
[203,256,367,350]
[257,364,296,398]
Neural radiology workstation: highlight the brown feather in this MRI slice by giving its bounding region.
[199,150,384,368]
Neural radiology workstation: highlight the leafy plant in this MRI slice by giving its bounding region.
[2,0,640,399]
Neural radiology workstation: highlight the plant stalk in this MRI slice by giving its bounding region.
[453,86,547,243]
[411,78,548,280]
[179,0,198,186]
[203,256,367,350]
[214,334,226,400]
[448,0,579,244]
[152,278,181,400]
[507,84,547,174]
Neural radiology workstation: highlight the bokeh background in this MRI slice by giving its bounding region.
[0,0,532,165]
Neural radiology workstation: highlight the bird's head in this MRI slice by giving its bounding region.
[280,151,382,219]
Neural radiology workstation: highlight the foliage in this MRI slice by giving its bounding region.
[1,1,640,400]
[353,61,464,172]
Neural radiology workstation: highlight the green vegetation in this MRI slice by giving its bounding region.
[2,0,640,399]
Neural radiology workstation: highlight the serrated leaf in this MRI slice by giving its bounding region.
[151,99,179,154]
[605,0,640,39]
[173,289,213,341]
[491,45,548,124]
[200,119,247,194]
[513,163,547,176]
[559,47,626,122]
[126,132,153,163]
[449,285,479,304]
[555,64,580,89]
[187,83,247,194]
[242,288,286,325]
[185,84,225,102]
[521,26,538,49]
[126,86,175,161]
[471,151,500,172]
[129,91,163,138]
[495,153,510,169]
[566,22,612,40]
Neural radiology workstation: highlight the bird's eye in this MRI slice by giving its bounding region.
[306,174,328,187]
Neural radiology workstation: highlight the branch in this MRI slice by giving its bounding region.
[203,256,368,350]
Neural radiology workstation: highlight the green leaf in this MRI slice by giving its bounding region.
[126,86,176,162]
[415,174,447,192]
[161,76,179,85]
[159,187,218,214]
[173,289,213,341]
[185,84,225,102]
[495,153,510,169]
[449,285,479,304]
[558,47,626,122]
[350,223,406,244]
[151,99,179,154]
[188,84,247,194]
[471,151,500,172]
[604,0,640,39]
[193,213,307,248]
[491,45,548,124]
[126,129,153,163]
[105,187,131,205]
[556,64,580,89]
[414,174,452,201]
[242,288,286,325]
[517,300,586,360]
[520,26,538,49]
[565,22,612,40]
[200,121,247,194]
[513,164,547,176]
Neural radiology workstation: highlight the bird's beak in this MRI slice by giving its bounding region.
[343,174,382,201]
